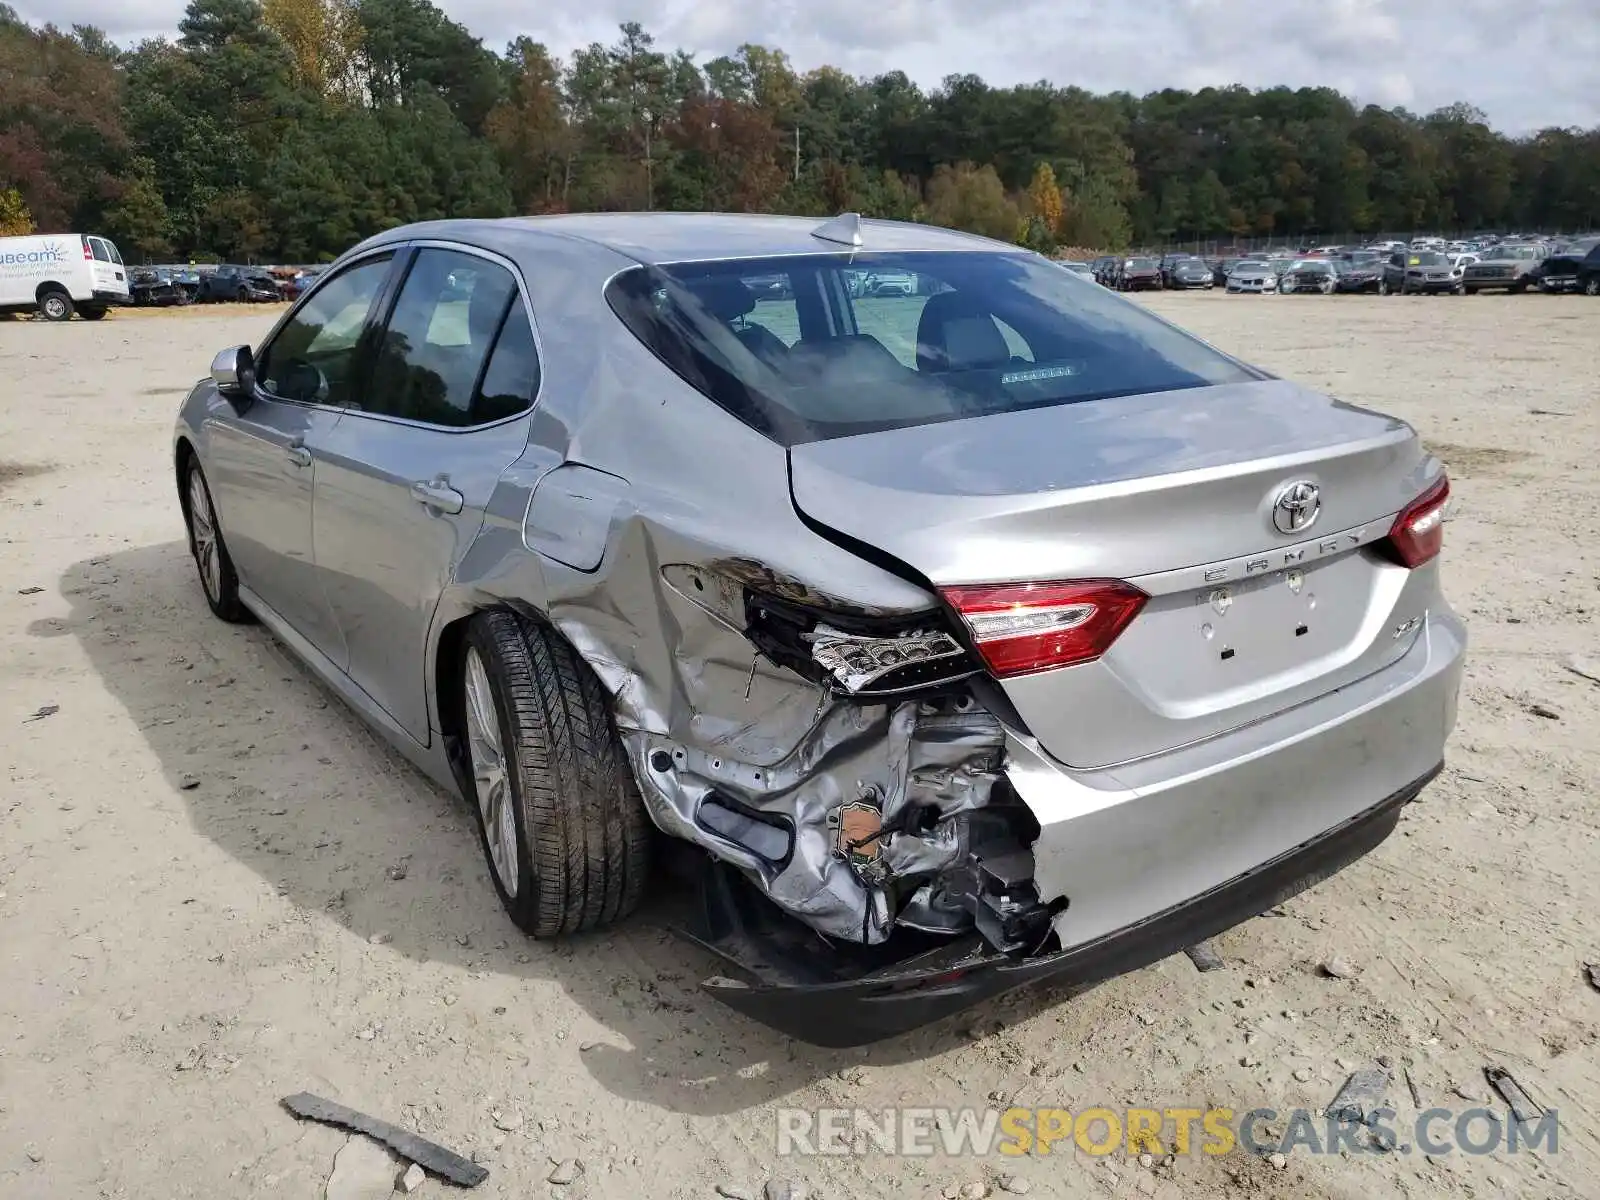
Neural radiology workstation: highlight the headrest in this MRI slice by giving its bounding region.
[783,335,903,384]
[682,276,757,322]
[915,291,1010,373]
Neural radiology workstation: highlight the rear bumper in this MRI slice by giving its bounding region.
[701,763,1439,1046]
[700,609,1464,1046]
[1016,607,1464,949]
[91,289,131,306]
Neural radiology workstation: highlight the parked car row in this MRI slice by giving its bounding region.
[133,262,330,305]
[1070,235,1600,300]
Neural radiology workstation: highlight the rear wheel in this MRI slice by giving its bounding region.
[1584,277,1600,297]
[38,290,72,321]
[183,460,249,622]
[459,611,653,937]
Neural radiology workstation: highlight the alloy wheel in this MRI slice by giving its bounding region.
[187,471,222,602]
[43,295,68,319]
[464,647,519,897]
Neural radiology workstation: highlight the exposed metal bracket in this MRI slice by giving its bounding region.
[811,212,864,248]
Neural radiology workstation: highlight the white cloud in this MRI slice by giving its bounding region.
[14,0,1597,131]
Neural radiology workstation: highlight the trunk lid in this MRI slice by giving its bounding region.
[788,379,1436,768]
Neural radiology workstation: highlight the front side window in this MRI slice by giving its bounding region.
[363,249,521,426]
[257,255,393,406]
[606,250,1261,445]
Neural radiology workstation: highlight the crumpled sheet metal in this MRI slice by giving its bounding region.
[627,699,1005,943]
[543,526,1007,943]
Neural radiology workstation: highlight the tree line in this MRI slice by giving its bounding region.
[2,0,1597,262]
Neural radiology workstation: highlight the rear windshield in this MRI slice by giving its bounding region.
[604,251,1260,445]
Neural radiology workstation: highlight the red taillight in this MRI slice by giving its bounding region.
[82,238,93,260]
[1385,475,1450,568]
[940,580,1147,678]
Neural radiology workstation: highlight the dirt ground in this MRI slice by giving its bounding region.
[2,292,1597,1200]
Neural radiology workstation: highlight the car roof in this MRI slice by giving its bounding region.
[355,212,1007,267]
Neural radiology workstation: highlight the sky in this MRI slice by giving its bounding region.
[17,0,1600,133]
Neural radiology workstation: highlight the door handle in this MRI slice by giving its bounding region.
[286,444,312,469]
[411,478,464,515]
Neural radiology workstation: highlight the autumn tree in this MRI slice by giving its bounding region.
[486,38,572,211]
[0,17,127,229]
[0,187,34,235]
[261,0,362,97]
[1021,161,1065,251]
[924,162,1021,243]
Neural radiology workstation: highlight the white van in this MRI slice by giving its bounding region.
[0,233,131,321]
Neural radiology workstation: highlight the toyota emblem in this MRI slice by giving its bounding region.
[1272,480,1321,534]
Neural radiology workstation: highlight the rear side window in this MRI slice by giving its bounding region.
[473,305,541,423]
[364,249,520,427]
[605,250,1260,445]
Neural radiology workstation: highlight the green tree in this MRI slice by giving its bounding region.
[105,157,173,258]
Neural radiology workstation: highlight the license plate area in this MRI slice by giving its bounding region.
[1105,552,1381,714]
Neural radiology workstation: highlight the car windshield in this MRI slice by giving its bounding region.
[1127,258,1156,269]
[605,251,1261,446]
[1409,253,1448,266]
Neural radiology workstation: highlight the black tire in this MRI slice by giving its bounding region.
[460,610,652,938]
[80,306,108,320]
[182,459,250,623]
[1511,282,1528,294]
[1584,277,1600,297]
[236,285,250,303]
[38,290,73,321]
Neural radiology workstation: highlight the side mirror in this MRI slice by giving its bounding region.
[211,345,256,402]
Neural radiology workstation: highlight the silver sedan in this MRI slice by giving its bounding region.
[173,213,1465,1045]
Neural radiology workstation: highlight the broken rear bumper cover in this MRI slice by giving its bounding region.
[699,762,1439,1046]
[692,609,1464,1045]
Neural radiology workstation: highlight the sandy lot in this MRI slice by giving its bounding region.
[2,292,1598,1200]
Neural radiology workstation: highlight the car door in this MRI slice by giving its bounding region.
[311,243,542,745]
[203,252,397,661]
[84,237,124,298]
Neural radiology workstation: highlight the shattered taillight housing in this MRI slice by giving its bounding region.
[940,580,1147,678]
[1382,475,1450,568]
